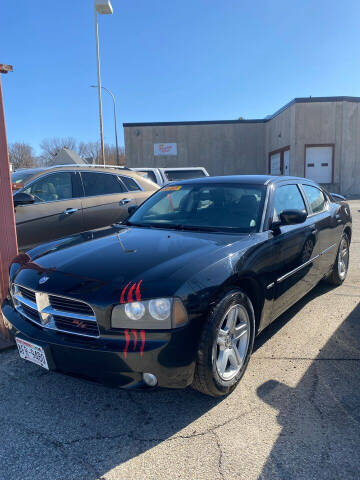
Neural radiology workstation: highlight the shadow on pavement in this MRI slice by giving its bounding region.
[257,301,360,479]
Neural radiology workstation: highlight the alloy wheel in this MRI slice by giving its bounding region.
[213,304,250,381]
[338,236,349,280]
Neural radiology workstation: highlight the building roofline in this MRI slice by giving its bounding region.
[123,96,360,128]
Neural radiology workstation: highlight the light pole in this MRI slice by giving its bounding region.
[91,85,120,165]
[94,0,113,166]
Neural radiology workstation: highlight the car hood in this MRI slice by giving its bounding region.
[12,226,253,303]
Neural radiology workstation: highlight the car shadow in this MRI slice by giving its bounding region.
[256,300,360,479]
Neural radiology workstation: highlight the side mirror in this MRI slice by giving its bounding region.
[14,192,35,207]
[280,209,307,226]
[270,209,307,232]
[127,204,139,216]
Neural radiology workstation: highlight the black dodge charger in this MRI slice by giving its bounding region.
[3,175,352,397]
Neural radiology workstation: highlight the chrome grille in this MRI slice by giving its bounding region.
[12,284,99,338]
[48,295,93,316]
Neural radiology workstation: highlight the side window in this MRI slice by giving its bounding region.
[23,172,73,203]
[120,176,141,191]
[302,185,327,214]
[273,184,306,221]
[81,172,125,197]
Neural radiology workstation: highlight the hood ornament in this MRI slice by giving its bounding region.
[39,275,50,285]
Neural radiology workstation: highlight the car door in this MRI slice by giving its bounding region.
[270,182,322,319]
[301,184,339,276]
[80,171,137,230]
[15,171,84,250]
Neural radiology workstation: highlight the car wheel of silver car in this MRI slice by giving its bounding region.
[325,232,350,286]
[192,290,255,397]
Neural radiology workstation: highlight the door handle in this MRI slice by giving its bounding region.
[63,208,78,215]
[119,198,132,206]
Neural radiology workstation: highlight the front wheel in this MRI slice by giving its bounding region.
[192,290,255,397]
[325,233,350,286]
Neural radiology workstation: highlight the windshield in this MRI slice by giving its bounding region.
[127,183,266,233]
[11,171,34,191]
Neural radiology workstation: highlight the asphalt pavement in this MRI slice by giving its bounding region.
[0,199,359,480]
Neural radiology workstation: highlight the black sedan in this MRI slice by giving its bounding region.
[3,175,352,397]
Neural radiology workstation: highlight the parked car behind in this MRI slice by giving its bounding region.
[130,167,209,185]
[11,165,158,250]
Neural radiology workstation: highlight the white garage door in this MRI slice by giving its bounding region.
[305,146,333,183]
[270,152,281,175]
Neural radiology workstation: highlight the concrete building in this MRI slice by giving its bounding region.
[124,96,360,195]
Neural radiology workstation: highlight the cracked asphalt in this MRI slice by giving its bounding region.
[1,200,359,480]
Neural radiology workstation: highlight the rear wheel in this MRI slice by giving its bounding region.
[325,233,350,286]
[192,290,255,397]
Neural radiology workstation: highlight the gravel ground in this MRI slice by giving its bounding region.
[0,199,359,480]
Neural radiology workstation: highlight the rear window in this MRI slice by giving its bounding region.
[81,172,125,196]
[164,169,206,181]
[120,175,141,191]
[138,170,157,183]
[302,185,327,213]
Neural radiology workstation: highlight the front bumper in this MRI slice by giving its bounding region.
[2,299,197,389]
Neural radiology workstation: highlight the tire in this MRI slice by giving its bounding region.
[192,290,255,397]
[325,233,350,286]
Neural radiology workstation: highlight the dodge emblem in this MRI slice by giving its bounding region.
[39,275,50,285]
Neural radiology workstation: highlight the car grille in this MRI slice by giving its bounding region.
[12,284,99,339]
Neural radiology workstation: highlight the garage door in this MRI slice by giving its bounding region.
[305,145,333,183]
[270,152,281,175]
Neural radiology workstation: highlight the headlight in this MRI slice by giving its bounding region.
[111,298,188,330]
[149,299,171,320]
[125,302,145,320]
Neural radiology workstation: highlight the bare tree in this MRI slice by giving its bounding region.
[8,142,36,170]
[40,137,78,164]
[78,141,126,165]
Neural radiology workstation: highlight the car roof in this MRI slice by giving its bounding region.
[171,174,314,186]
[12,165,144,179]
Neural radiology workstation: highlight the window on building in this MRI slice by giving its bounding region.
[302,185,327,213]
[81,172,125,197]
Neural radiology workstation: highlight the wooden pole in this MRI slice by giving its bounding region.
[0,66,18,343]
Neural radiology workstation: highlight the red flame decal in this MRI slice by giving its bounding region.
[140,330,146,357]
[131,329,138,350]
[135,280,143,301]
[120,282,131,304]
[124,329,130,359]
[127,283,136,303]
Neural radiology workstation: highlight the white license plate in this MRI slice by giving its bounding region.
[16,338,49,370]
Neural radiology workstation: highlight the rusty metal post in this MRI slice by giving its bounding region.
[0,65,18,344]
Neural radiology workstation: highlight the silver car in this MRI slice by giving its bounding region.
[12,165,158,250]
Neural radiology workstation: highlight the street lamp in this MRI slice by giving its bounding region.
[94,0,113,166]
[91,85,120,165]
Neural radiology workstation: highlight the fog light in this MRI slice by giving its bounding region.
[142,372,157,387]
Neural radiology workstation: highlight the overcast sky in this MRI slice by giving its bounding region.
[1,0,360,153]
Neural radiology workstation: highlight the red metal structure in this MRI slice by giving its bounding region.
[0,65,18,343]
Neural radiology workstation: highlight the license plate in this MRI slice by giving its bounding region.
[16,338,49,370]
